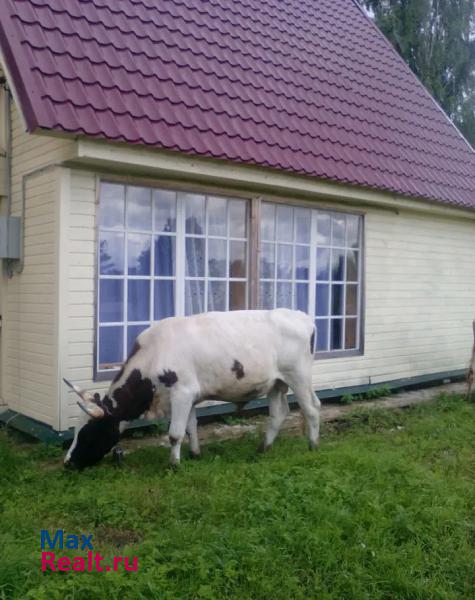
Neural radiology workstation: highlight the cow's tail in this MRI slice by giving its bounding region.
[310,324,316,354]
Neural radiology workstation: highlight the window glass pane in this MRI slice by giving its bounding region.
[345,318,357,349]
[296,283,308,312]
[99,326,123,368]
[295,246,309,280]
[346,215,360,248]
[276,282,292,308]
[316,247,330,280]
[128,280,150,322]
[295,208,311,244]
[208,197,227,237]
[229,241,247,278]
[128,234,151,276]
[99,280,123,322]
[277,244,292,279]
[155,235,175,276]
[208,238,227,278]
[260,243,275,279]
[315,319,329,352]
[185,280,205,315]
[184,193,205,234]
[154,280,175,320]
[127,324,149,354]
[259,281,274,309]
[331,284,344,316]
[100,231,124,275]
[330,319,343,350]
[316,284,329,316]
[331,214,346,246]
[229,281,247,310]
[331,249,345,281]
[346,250,359,282]
[127,186,152,231]
[186,238,205,277]
[261,203,275,241]
[208,280,227,311]
[317,214,331,245]
[276,205,293,242]
[154,190,176,233]
[229,200,247,238]
[100,183,125,229]
[346,284,358,316]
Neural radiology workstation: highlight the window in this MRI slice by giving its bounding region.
[97,183,248,373]
[183,193,248,315]
[97,183,363,375]
[259,202,363,354]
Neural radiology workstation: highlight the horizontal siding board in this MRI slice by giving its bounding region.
[1,101,74,427]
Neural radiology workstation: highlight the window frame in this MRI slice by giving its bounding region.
[257,198,365,358]
[93,178,365,382]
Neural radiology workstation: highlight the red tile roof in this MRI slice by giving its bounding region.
[1,0,474,209]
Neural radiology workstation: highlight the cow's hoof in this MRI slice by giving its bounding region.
[112,447,124,467]
[308,440,319,451]
[256,440,268,454]
[189,450,201,460]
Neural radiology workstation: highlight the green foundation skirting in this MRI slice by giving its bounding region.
[0,369,467,444]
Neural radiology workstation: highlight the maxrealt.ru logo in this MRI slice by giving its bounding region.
[40,530,138,572]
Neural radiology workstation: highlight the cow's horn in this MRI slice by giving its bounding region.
[76,400,105,420]
[63,377,84,397]
[63,378,97,408]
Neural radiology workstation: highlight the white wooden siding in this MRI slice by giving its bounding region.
[312,207,475,390]
[0,67,5,403]
[0,102,74,427]
[61,170,107,429]
[61,171,475,430]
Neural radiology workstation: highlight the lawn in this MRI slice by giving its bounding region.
[0,394,474,600]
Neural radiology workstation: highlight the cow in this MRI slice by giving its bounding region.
[63,308,321,469]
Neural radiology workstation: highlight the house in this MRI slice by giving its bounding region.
[0,0,474,441]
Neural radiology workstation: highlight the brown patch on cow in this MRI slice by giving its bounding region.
[112,341,141,384]
[231,360,245,379]
[274,379,289,394]
[112,366,125,385]
[112,369,154,421]
[158,370,178,387]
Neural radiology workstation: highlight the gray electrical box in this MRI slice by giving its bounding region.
[0,216,21,259]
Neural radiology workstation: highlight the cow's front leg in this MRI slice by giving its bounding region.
[259,380,289,453]
[186,406,200,459]
[168,392,193,467]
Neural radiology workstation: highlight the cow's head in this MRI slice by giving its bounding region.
[63,379,120,470]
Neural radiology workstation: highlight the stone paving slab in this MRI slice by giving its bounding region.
[120,381,467,453]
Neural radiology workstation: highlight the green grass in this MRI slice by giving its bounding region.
[0,394,474,599]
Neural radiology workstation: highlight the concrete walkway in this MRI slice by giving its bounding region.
[121,381,466,452]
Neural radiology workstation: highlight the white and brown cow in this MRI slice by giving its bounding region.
[64,309,320,469]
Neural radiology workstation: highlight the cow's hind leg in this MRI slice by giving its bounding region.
[168,391,194,467]
[259,380,289,453]
[287,376,321,449]
[186,406,201,459]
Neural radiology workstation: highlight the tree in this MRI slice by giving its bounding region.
[359,0,475,147]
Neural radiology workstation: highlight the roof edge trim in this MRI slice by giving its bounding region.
[73,137,475,218]
[0,12,38,132]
